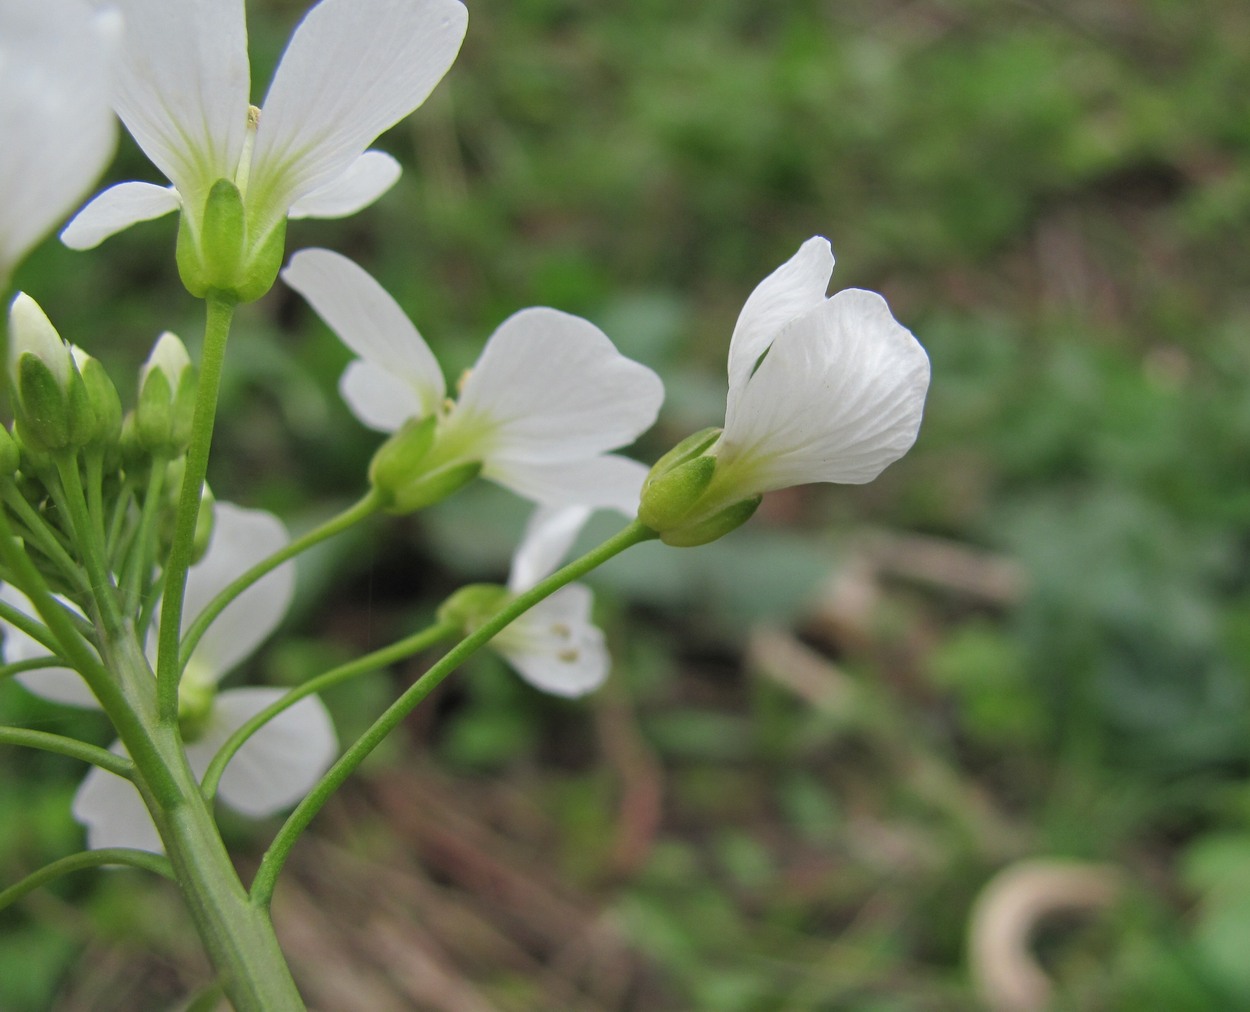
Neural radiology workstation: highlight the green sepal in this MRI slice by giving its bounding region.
[170,362,199,450]
[15,352,69,450]
[368,415,437,496]
[233,218,286,304]
[136,362,174,451]
[76,354,123,449]
[638,454,717,530]
[64,367,96,448]
[199,179,246,292]
[649,426,722,477]
[436,583,510,634]
[659,494,762,548]
[387,460,482,514]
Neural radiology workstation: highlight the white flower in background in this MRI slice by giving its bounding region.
[281,247,663,514]
[639,236,931,545]
[492,505,610,697]
[0,0,117,281]
[61,0,467,299]
[0,503,337,853]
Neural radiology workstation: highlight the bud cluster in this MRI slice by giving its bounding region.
[3,293,211,601]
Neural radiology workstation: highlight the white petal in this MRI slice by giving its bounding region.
[488,454,649,515]
[59,182,180,250]
[720,289,930,491]
[338,361,426,433]
[288,150,402,219]
[283,248,445,418]
[1,584,99,708]
[178,503,293,680]
[508,506,593,592]
[495,585,608,697]
[72,745,163,853]
[188,689,337,819]
[727,237,834,407]
[250,0,467,214]
[8,293,72,385]
[108,0,250,204]
[0,0,116,272]
[457,308,664,464]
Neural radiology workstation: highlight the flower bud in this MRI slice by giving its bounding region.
[137,332,198,455]
[71,346,123,449]
[437,583,510,634]
[8,294,75,451]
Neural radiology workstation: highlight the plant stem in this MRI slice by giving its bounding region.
[0,725,134,776]
[156,291,236,723]
[180,489,384,669]
[0,848,173,913]
[201,619,458,803]
[250,519,658,906]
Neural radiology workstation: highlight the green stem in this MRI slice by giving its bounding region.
[56,452,123,634]
[0,848,174,913]
[0,595,61,654]
[0,657,74,680]
[0,725,134,777]
[1,482,86,594]
[102,626,307,1010]
[0,511,141,742]
[180,490,384,670]
[250,519,658,906]
[156,291,236,723]
[120,455,166,617]
[201,620,457,803]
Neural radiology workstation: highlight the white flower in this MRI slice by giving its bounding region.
[492,506,609,697]
[639,237,930,545]
[0,0,117,280]
[1,502,337,853]
[716,236,930,492]
[281,247,663,514]
[61,0,467,284]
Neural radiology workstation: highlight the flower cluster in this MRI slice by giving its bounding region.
[0,0,931,923]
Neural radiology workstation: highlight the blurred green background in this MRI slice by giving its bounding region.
[4,0,1250,1007]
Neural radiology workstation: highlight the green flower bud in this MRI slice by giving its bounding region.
[71,346,123,449]
[437,583,510,634]
[177,664,217,742]
[158,457,216,563]
[137,332,198,455]
[8,294,74,451]
[14,353,70,451]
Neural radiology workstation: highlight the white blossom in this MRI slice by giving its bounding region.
[282,247,662,514]
[493,506,609,697]
[712,236,930,495]
[61,0,467,252]
[0,0,117,280]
